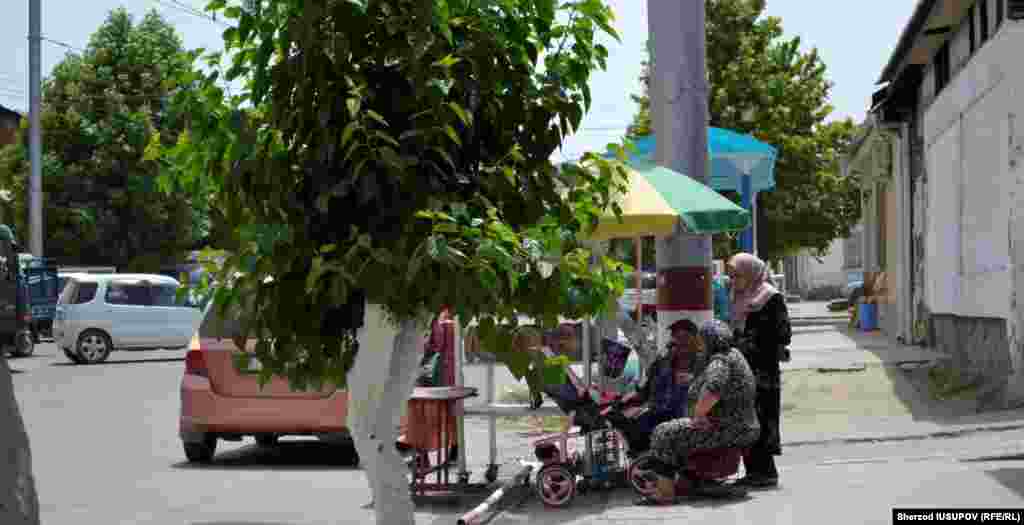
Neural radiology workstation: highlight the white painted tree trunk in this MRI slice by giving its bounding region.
[347,304,424,525]
[0,357,39,525]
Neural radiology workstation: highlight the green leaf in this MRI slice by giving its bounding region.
[443,125,462,147]
[306,256,325,293]
[379,146,403,168]
[373,130,400,148]
[340,122,359,148]
[434,0,453,44]
[427,235,449,259]
[432,55,460,68]
[143,132,163,161]
[366,110,389,127]
[433,147,457,171]
[346,98,361,118]
[447,102,472,126]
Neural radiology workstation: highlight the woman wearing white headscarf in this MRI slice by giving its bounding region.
[726,253,792,488]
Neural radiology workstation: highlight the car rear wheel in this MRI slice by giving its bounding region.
[183,435,217,463]
[10,330,35,357]
[76,329,112,364]
[255,434,279,447]
[317,432,360,466]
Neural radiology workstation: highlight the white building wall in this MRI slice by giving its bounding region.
[923,21,1023,320]
[797,238,847,292]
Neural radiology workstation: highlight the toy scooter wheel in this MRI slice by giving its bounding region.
[535,465,576,507]
[485,465,499,484]
[627,454,659,497]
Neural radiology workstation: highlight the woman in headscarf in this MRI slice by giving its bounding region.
[726,253,792,488]
[614,318,700,454]
[635,320,760,506]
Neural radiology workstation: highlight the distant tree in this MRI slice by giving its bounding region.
[0,8,206,268]
[628,0,861,264]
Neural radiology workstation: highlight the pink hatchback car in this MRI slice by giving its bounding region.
[179,299,353,463]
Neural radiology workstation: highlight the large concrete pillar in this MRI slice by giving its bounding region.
[648,0,713,351]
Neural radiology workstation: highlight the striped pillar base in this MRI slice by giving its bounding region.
[655,234,713,352]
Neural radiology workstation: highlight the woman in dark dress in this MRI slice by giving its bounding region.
[635,319,760,505]
[727,253,792,488]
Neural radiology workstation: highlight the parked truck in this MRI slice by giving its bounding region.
[0,225,36,357]
[18,253,61,341]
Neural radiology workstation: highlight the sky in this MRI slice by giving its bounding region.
[0,0,918,162]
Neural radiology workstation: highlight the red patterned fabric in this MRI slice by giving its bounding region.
[400,310,457,450]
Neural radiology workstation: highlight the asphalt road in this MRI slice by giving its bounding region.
[9,342,1024,525]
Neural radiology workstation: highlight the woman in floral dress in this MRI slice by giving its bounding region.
[636,319,760,505]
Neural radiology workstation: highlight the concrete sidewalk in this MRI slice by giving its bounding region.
[788,300,848,323]
[453,453,1024,525]
[783,326,943,371]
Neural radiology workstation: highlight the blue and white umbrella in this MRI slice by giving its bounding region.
[624,129,777,194]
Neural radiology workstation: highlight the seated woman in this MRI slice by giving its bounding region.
[636,319,760,506]
[613,318,701,454]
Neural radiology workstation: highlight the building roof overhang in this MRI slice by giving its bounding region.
[845,116,896,185]
[878,0,973,85]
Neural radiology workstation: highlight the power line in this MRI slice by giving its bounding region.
[153,0,232,28]
[40,36,84,53]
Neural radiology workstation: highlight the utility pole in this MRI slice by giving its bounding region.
[649,0,713,350]
[29,0,43,256]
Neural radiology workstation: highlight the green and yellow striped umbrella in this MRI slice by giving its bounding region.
[588,160,751,241]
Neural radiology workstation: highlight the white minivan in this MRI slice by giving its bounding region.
[55,274,203,364]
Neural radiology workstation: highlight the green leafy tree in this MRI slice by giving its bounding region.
[157,1,628,523]
[628,0,861,264]
[0,9,206,269]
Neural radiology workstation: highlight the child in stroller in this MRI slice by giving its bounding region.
[539,334,690,456]
[531,338,680,506]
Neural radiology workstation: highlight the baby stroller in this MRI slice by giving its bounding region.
[531,343,661,507]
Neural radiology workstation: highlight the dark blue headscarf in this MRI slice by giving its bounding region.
[699,319,733,356]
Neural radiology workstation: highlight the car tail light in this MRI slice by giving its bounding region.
[19,313,31,323]
[185,350,208,377]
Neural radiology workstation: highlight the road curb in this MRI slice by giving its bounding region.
[791,317,849,326]
[785,421,1024,448]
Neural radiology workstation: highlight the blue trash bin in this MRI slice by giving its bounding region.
[858,303,878,331]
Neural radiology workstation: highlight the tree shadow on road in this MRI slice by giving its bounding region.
[985,467,1024,499]
[479,486,755,525]
[51,356,186,366]
[192,522,301,525]
[172,440,360,472]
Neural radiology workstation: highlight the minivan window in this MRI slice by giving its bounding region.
[106,282,152,306]
[151,284,181,307]
[64,282,98,305]
[73,282,98,302]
